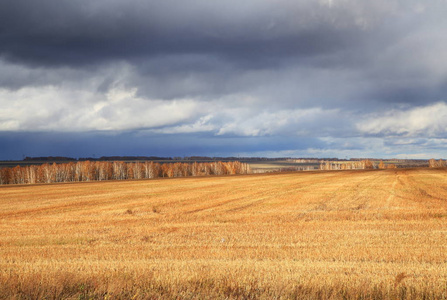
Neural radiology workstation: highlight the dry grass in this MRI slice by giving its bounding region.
[1,168,447,299]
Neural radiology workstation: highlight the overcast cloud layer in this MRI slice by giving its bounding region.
[1,0,447,159]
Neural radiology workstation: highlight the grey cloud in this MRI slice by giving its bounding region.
[0,59,122,91]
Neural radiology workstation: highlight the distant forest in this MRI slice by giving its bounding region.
[0,156,443,185]
[0,161,251,185]
[19,156,323,162]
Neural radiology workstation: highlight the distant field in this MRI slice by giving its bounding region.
[1,168,447,299]
[248,160,320,172]
[247,160,428,173]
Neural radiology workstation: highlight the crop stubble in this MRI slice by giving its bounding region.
[0,168,447,299]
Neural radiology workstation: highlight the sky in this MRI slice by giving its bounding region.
[1,0,447,160]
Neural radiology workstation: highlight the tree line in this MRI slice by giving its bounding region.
[320,160,397,170]
[429,159,446,168]
[0,161,251,185]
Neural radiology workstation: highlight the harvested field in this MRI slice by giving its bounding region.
[1,168,447,299]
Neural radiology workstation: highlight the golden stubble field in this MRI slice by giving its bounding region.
[1,168,447,299]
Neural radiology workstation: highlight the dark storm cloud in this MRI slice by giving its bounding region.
[0,0,376,100]
[2,0,444,106]
[0,0,371,67]
[0,131,325,160]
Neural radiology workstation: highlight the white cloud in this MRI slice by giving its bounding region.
[0,85,200,131]
[357,102,447,137]
[150,115,216,134]
[216,107,341,136]
[0,73,351,139]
